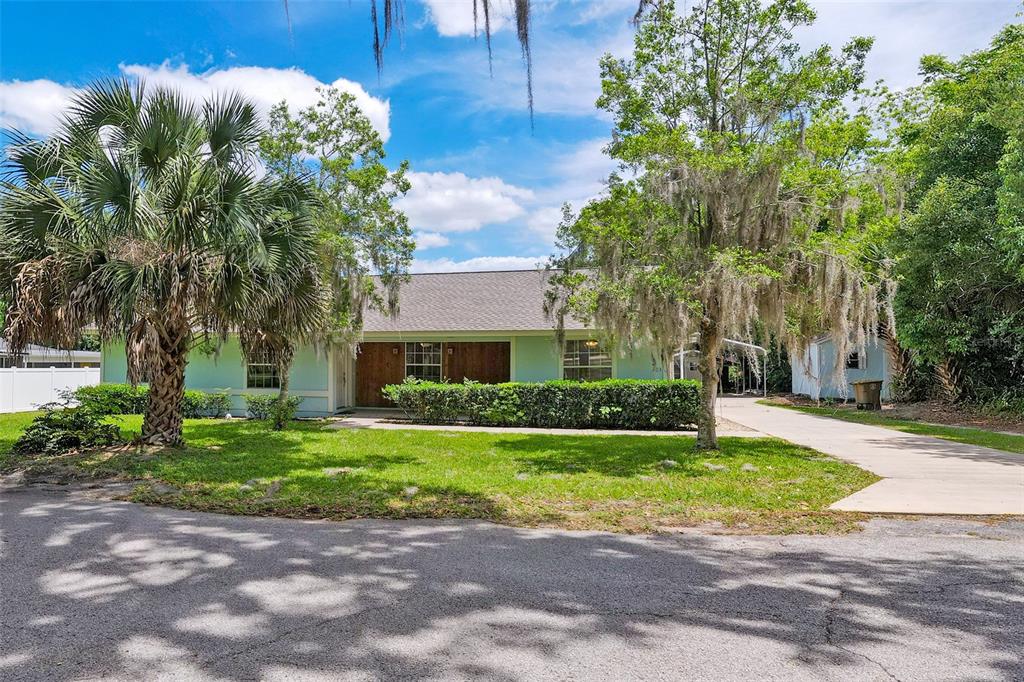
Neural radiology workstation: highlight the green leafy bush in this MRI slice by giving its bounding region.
[245,394,303,421]
[13,405,122,455]
[72,384,232,418]
[71,383,147,415]
[182,390,232,418]
[243,394,277,420]
[383,379,700,430]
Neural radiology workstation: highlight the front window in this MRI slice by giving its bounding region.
[846,352,865,370]
[562,339,612,381]
[246,353,280,389]
[406,342,442,382]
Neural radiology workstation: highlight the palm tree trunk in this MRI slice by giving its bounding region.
[273,347,294,431]
[881,323,914,403]
[141,327,189,446]
[696,318,722,450]
[934,358,962,403]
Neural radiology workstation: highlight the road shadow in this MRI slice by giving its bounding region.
[1,489,1021,680]
[860,433,1024,467]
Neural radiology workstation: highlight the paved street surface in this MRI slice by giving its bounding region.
[719,397,1024,515]
[2,488,1022,681]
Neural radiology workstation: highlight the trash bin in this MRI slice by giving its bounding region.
[852,380,883,410]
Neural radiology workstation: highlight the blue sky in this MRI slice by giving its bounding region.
[1,0,1019,272]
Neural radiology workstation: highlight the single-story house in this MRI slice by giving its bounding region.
[791,336,891,401]
[0,340,101,369]
[100,270,670,417]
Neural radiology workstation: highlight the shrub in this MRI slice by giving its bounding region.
[13,405,122,456]
[244,394,277,420]
[204,392,232,418]
[383,378,465,423]
[72,384,231,418]
[245,394,303,422]
[71,383,148,415]
[384,379,700,430]
[182,390,232,418]
[269,396,303,427]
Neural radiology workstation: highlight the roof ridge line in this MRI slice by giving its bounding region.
[405,268,546,276]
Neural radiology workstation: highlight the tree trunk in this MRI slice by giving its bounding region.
[881,322,915,403]
[696,319,723,450]
[934,358,961,404]
[273,353,293,431]
[140,327,189,446]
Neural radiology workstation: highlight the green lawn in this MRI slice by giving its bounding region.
[765,401,1024,455]
[0,411,40,462]
[0,413,878,534]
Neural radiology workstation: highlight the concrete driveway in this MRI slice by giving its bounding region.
[719,398,1024,515]
[1,487,1022,681]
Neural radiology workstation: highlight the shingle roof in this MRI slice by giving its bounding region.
[362,270,587,333]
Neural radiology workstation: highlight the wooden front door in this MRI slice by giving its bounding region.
[356,342,405,407]
[444,342,511,384]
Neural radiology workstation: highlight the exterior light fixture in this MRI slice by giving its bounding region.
[585,339,599,348]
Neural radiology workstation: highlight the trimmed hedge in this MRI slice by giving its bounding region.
[71,384,232,418]
[382,379,701,430]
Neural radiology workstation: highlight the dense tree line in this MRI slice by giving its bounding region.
[881,25,1024,408]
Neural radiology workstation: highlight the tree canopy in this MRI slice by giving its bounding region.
[547,0,889,447]
[0,80,328,444]
[259,87,415,346]
[882,24,1024,401]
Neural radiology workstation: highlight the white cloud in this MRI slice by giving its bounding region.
[415,0,1016,120]
[414,231,451,249]
[398,171,535,233]
[525,137,617,242]
[464,26,632,117]
[525,205,566,244]
[800,1,1019,91]
[568,0,637,25]
[404,11,634,119]
[422,0,509,37]
[118,62,391,141]
[0,79,76,135]
[0,63,391,141]
[411,255,546,273]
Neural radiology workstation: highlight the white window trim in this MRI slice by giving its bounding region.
[405,341,443,381]
[246,359,280,389]
[846,351,867,371]
[560,339,614,381]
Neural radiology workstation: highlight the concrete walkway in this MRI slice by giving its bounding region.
[719,397,1024,515]
[328,409,762,438]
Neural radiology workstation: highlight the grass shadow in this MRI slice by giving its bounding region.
[495,434,827,478]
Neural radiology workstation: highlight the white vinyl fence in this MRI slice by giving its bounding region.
[0,366,101,413]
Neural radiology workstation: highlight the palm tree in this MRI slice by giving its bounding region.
[0,80,328,446]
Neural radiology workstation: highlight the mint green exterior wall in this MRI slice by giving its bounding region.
[512,336,559,382]
[100,338,330,416]
[616,347,666,380]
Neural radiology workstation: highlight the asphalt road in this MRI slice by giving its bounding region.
[1,487,1022,681]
